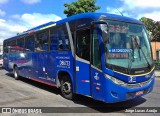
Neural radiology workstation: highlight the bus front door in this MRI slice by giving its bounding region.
[91,29,104,101]
[75,29,91,96]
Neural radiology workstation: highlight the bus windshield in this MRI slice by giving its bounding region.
[101,20,153,71]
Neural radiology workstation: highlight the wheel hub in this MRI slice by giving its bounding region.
[14,70,17,78]
[63,82,71,94]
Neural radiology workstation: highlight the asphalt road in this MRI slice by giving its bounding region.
[0,69,159,116]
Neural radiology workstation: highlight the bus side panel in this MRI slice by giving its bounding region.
[4,51,75,93]
[75,60,91,96]
[21,53,33,78]
[29,52,59,84]
[91,67,104,101]
[25,51,75,90]
[3,54,10,72]
[53,52,74,89]
[3,53,20,72]
[45,52,58,84]
[5,52,30,78]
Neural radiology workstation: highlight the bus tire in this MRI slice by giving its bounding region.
[60,76,74,100]
[13,66,20,80]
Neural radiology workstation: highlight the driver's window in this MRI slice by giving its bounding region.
[92,29,101,69]
[76,29,90,61]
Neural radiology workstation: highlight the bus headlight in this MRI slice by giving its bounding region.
[151,73,155,79]
[105,74,127,86]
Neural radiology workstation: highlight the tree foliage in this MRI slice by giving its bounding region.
[64,0,100,17]
[140,17,160,40]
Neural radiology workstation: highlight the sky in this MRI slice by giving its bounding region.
[0,0,160,44]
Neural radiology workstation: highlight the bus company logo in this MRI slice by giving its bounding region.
[2,108,11,113]
[94,73,99,80]
[128,76,136,83]
[59,60,70,66]
[145,74,150,78]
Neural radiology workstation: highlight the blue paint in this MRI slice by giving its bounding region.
[3,12,154,103]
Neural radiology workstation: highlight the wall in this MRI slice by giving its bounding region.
[151,42,160,60]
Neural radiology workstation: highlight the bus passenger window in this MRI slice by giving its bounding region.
[8,40,17,53]
[36,30,49,52]
[17,38,24,47]
[50,24,70,51]
[50,29,59,51]
[25,35,35,52]
[59,25,70,50]
[17,38,25,53]
[3,41,8,53]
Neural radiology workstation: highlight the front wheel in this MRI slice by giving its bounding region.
[60,76,74,100]
[13,66,20,80]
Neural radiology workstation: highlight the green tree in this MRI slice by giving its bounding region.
[140,17,155,33]
[64,0,100,17]
[140,17,160,40]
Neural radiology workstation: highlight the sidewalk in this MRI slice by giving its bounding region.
[155,70,160,77]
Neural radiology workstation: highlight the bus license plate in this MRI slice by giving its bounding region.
[135,90,144,96]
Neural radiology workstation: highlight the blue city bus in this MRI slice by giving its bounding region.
[3,13,155,103]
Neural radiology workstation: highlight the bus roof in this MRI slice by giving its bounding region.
[5,12,143,41]
[57,12,143,24]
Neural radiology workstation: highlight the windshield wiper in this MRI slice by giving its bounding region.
[128,49,134,74]
[134,37,151,68]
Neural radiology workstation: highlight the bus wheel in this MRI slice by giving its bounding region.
[60,76,73,100]
[13,66,20,80]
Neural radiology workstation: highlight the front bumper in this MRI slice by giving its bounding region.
[103,77,155,103]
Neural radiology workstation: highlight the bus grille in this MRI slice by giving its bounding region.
[126,78,152,89]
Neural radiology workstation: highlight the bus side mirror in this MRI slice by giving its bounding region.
[91,21,110,44]
[101,24,110,44]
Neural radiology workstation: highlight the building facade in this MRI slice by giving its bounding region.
[151,42,160,60]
